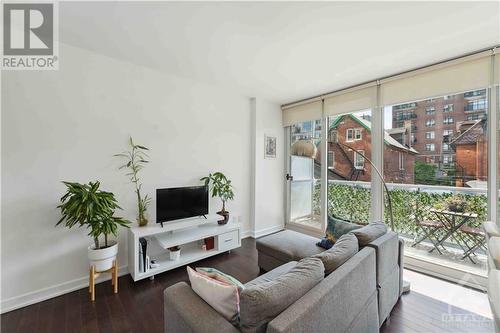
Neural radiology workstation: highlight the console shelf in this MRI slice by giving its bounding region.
[127,216,241,281]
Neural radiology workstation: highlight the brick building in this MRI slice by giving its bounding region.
[317,114,418,183]
[391,89,487,167]
[450,119,488,186]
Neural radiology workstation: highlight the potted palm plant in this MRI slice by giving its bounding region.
[57,181,130,272]
[200,172,235,225]
[115,137,151,227]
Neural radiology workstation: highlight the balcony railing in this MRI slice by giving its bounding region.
[316,180,487,245]
[464,90,486,99]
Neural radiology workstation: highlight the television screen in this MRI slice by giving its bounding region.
[156,186,209,223]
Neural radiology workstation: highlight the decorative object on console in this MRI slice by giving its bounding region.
[115,137,151,227]
[264,135,277,159]
[200,172,235,225]
[57,181,130,301]
[204,236,215,250]
[168,246,181,261]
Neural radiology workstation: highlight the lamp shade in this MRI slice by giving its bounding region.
[291,140,317,159]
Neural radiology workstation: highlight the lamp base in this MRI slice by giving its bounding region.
[402,280,411,294]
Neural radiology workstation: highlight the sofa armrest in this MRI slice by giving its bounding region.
[164,282,240,333]
[267,247,378,333]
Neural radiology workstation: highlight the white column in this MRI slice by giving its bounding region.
[320,99,328,231]
[370,84,384,222]
[488,54,498,223]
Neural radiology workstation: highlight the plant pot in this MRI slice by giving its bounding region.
[169,249,181,261]
[448,204,464,213]
[217,211,230,225]
[88,241,118,272]
[138,212,149,227]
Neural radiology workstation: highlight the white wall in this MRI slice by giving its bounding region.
[250,98,285,237]
[1,43,270,312]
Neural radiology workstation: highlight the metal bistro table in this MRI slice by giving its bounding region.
[429,208,479,262]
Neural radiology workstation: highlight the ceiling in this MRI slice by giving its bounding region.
[59,1,500,105]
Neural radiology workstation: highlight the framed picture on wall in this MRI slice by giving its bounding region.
[264,135,277,159]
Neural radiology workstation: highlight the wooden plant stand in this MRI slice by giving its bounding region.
[89,260,118,301]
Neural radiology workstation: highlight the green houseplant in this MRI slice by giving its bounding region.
[201,172,235,225]
[115,137,151,227]
[57,181,130,271]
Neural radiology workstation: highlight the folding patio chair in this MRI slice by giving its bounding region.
[411,193,446,254]
[459,225,486,264]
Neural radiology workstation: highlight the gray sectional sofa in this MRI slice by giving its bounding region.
[164,227,403,333]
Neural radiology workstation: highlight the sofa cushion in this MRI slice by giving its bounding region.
[256,230,323,263]
[246,261,297,286]
[313,233,359,275]
[317,216,361,249]
[489,238,500,269]
[484,221,500,240]
[196,267,245,290]
[240,257,324,332]
[351,221,388,247]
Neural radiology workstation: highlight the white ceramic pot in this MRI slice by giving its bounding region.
[169,249,181,261]
[88,241,118,272]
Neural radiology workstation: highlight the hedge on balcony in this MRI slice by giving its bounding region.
[314,182,487,238]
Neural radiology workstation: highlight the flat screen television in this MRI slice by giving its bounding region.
[156,185,209,226]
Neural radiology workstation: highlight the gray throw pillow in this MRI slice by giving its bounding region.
[351,221,388,247]
[313,233,359,275]
[240,257,324,332]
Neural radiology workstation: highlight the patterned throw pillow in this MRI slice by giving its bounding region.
[317,216,362,249]
[187,266,241,321]
[196,267,245,290]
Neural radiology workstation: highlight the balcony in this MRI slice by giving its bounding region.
[464,103,487,112]
[393,102,417,111]
[320,180,488,277]
[464,89,486,99]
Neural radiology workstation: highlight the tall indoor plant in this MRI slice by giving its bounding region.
[57,181,130,271]
[115,137,151,226]
[201,172,235,224]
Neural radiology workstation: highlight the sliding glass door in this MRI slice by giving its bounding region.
[288,119,322,230]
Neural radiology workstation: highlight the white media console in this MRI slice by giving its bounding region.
[128,215,241,281]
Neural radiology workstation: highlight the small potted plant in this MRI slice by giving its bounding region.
[168,246,181,261]
[115,137,151,227]
[57,181,130,272]
[200,172,235,225]
[445,195,467,213]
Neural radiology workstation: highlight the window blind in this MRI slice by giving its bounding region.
[324,85,377,116]
[380,53,491,106]
[282,100,322,127]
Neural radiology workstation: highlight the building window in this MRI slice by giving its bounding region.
[411,133,416,144]
[442,143,450,151]
[443,116,454,125]
[398,152,404,170]
[328,151,335,169]
[425,131,435,140]
[425,106,435,115]
[443,104,454,113]
[354,150,365,169]
[465,99,487,112]
[425,143,435,151]
[443,154,454,164]
[425,119,435,127]
[346,128,362,142]
[425,156,436,163]
[443,129,453,136]
[466,113,486,121]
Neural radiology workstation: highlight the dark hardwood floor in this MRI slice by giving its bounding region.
[1,238,494,333]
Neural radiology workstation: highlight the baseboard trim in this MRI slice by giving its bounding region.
[1,265,129,314]
[252,225,284,238]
